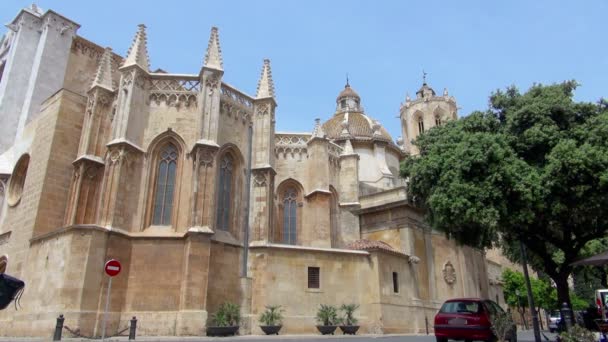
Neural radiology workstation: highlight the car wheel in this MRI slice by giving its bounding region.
[435,337,448,342]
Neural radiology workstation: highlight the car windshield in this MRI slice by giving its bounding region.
[440,301,481,314]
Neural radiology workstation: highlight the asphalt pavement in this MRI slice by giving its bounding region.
[0,329,565,342]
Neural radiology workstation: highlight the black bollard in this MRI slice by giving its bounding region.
[53,314,64,341]
[129,316,137,340]
[425,316,429,335]
[560,302,573,332]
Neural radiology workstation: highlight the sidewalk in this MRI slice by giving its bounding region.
[0,334,425,342]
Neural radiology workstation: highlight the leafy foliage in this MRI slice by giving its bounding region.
[339,303,359,326]
[211,302,241,327]
[401,81,608,306]
[558,325,596,342]
[502,268,589,312]
[316,304,338,326]
[490,311,514,342]
[259,305,284,326]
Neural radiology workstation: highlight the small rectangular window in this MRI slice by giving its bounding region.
[392,272,399,293]
[308,267,320,289]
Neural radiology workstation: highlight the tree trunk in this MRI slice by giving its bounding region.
[554,273,571,307]
[537,307,544,330]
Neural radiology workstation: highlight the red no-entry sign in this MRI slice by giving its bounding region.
[104,259,121,277]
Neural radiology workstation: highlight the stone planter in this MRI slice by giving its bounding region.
[339,325,360,335]
[206,326,239,337]
[260,325,282,335]
[316,325,337,335]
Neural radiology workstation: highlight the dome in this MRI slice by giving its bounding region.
[322,111,393,142]
[336,83,360,102]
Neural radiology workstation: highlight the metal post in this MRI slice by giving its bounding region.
[560,302,573,332]
[101,276,112,340]
[520,241,541,342]
[53,314,64,341]
[425,316,429,335]
[241,122,253,278]
[129,316,137,340]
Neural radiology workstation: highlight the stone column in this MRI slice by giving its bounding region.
[189,143,219,230]
[176,231,212,335]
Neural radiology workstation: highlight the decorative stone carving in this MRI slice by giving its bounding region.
[7,154,30,207]
[193,147,217,168]
[121,71,134,88]
[275,133,310,160]
[107,147,132,166]
[408,256,421,265]
[256,103,269,116]
[220,84,253,110]
[252,170,267,187]
[205,74,220,90]
[443,261,457,286]
[71,37,123,67]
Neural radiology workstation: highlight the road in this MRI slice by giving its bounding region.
[0,330,562,342]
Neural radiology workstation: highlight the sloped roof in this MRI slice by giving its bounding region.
[346,239,408,257]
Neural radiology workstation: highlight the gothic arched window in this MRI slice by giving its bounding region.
[216,154,234,230]
[152,143,178,225]
[418,117,425,134]
[435,115,442,126]
[282,187,298,245]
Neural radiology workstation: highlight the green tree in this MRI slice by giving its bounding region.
[401,81,608,308]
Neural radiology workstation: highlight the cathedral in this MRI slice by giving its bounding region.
[0,5,508,337]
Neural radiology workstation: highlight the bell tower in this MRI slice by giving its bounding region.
[399,74,457,155]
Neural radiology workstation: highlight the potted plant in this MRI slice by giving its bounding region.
[315,304,338,335]
[206,302,240,337]
[259,305,284,335]
[339,303,360,335]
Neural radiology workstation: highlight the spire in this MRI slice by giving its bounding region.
[340,113,351,138]
[256,59,275,99]
[90,47,114,91]
[311,118,325,139]
[122,24,150,71]
[203,27,223,70]
[342,138,354,155]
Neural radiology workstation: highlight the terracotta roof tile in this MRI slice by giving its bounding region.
[346,239,408,257]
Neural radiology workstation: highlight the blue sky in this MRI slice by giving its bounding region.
[2,1,606,140]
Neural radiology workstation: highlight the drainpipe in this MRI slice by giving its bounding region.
[241,121,253,278]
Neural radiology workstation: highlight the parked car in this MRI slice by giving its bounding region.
[548,310,561,333]
[434,298,517,342]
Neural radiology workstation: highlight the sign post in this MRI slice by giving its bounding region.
[101,259,121,340]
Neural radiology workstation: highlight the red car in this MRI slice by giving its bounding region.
[434,298,517,342]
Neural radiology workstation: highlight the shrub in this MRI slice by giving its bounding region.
[490,311,514,342]
[316,304,338,326]
[340,304,359,326]
[558,325,596,342]
[259,305,284,326]
[211,302,241,327]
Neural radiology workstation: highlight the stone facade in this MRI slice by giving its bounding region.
[0,5,509,337]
